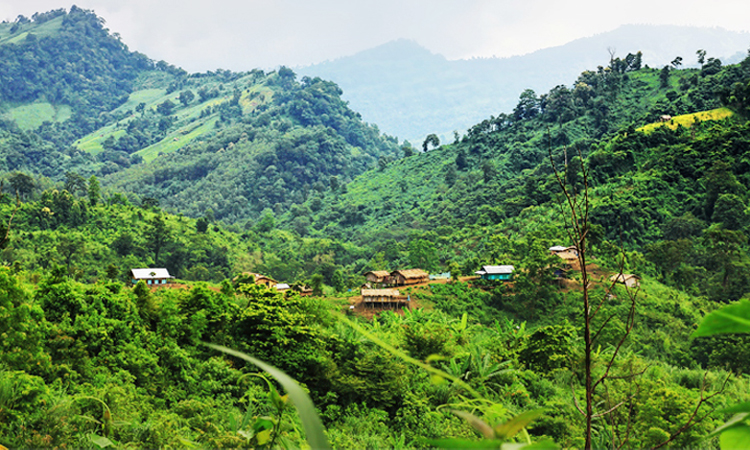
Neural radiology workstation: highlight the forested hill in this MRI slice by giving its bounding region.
[0,8,399,223]
[298,25,750,141]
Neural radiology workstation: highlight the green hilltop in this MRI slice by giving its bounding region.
[1,7,750,449]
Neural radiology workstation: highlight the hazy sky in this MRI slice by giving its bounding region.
[3,1,750,72]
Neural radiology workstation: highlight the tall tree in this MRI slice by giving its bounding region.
[146,214,171,266]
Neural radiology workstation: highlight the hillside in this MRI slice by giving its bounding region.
[298,25,750,141]
[0,8,399,224]
[2,8,750,449]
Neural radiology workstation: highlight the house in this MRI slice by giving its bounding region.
[390,269,429,286]
[234,272,277,288]
[131,268,173,286]
[364,270,390,284]
[361,288,410,309]
[609,273,641,288]
[550,245,579,259]
[474,265,515,281]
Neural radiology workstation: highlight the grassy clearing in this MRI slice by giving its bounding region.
[112,89,167,113]
[75,125,126,155]
[5,102,71,130]
[136,117,219,162]
[0,16,64,45]
[638,107,734,133]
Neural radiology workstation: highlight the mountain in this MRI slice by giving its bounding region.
[0,8,399,224]
[297,25,750,142]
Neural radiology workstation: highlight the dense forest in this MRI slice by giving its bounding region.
[1,7,750,450]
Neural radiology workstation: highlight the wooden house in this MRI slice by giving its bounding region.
[361,288,409,309]
[131,268,173,286]
[609,273,641,288]
[474,265,515,281]
[364,270,390,284]
[390,269,429,286]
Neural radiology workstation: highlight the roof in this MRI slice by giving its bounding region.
[275,283,290,290]
[555,251,579,260]
[609,273,640,283]
[361,288,401,297]
[549,246,568,252]
[475,265,514,275]
[131,268,172,279]
[364,270,390,278]
[391,269,429,279]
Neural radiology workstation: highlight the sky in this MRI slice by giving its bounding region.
[2,0,750,73]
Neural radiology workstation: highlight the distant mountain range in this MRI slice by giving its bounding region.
[298,25,750,142]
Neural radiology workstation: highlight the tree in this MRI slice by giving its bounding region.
[423,134,440,152]
[455,148,468,170]
[660,66,671,88]
[196,217,209,233]
[549,148,639,450]
[402,143,415,158]
[8,172,34,199]
[670,56,683,69]
[146,214,171,266]
[64,172,87,196]
[157,99,176,116]
[310,273,324,296]
[178,90,195,107]
[697,49,707,66]
[87,175,100,206]
[481,160,497,184]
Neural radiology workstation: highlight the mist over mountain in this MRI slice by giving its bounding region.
[298,24,750,142]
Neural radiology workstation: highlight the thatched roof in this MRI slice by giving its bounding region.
[365,270,390,278]
[391,269,429,279]
[361,288,401,297]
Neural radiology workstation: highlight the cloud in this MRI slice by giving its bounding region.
[2,0,749,72]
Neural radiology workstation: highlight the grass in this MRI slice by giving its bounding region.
[0,16,64,46]
[638,107,734,133]
[5,102,71,130]
[136,117,219,162]
[75,125,126,155]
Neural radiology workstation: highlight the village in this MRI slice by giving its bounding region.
[128,244,641,315]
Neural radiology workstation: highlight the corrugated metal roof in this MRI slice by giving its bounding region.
[480,265,514,274]
[131,268,172,279]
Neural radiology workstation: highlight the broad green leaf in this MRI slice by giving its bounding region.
[252,417,275,432]
[494,409,545,439]
[692,301,750,337]
[719,425,750,450]
[460,312,468,330]
[709,413,749,437]
[88,434,114,448]
[255,428,273,445]
[203,343,332,450]
[720,402,750,414]
[451,410,495,439]
[423,438,507,449]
